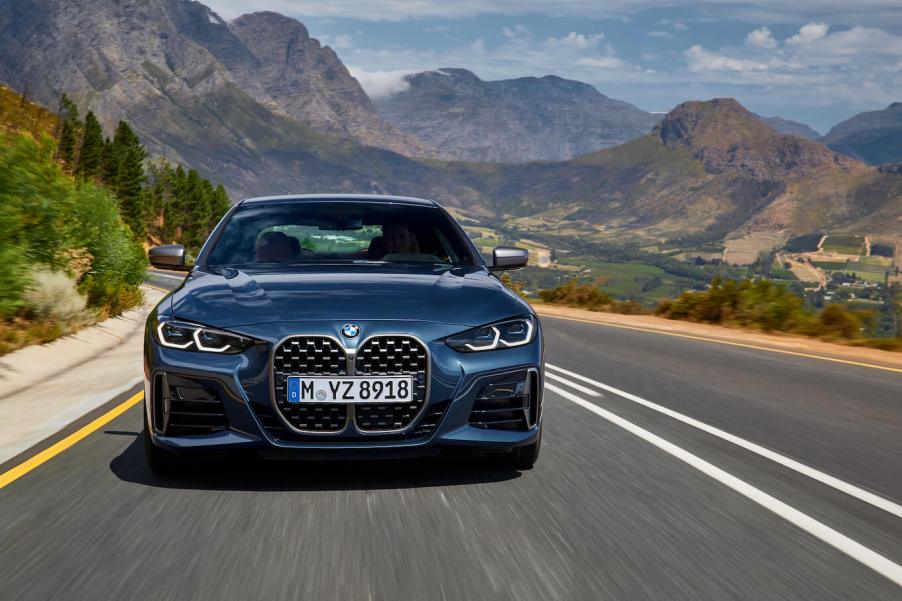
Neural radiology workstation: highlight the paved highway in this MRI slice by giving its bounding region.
[1,273,900,600]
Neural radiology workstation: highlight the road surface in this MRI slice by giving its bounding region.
[1,272,900,600]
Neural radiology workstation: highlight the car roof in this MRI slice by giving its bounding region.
[239,194,440,208]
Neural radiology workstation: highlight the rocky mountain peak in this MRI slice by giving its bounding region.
[656,98,858,179]
[376,68,661,162]
[232,11,310,40]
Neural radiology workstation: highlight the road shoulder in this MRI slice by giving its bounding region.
[534,304,902,371]
[0,286,164,465]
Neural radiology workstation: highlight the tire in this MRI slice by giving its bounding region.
[143,411,179,476]
[490,427,542,470]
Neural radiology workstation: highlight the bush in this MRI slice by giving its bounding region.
[0,132,146,321]
[539,279,649,314]
[818,304,862,339]
[23,269,89,322]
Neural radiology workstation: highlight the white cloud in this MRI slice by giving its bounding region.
[786,22,829,44]
[544,32,606,49]
[745,27,778,49]
[321,33,354,49]
[685,45,770,72]
[347,68,414,98]
[577,56,626,69]
[646,30,676,39]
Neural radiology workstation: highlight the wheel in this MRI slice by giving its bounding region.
[490,427,542,470]
[143,411,180,476]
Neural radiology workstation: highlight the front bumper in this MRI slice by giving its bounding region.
[144,318,543,458]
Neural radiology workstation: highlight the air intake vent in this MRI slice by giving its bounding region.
[154,373,229,436]
[468,370,533,431]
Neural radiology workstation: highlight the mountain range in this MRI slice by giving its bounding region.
[0,0,899,251]
[822,103,902,166]
[375,68,661,163]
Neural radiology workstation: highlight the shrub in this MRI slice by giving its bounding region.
[0,132,146,321]
[539,279,649,314]
[818,304,862,339]
[23,269,89,323]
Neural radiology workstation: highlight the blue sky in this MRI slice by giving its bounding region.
[204,1,902,133]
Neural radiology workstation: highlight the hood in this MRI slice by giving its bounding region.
[166,266,529,328]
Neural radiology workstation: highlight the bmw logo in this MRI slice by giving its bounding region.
[341,323,360,339]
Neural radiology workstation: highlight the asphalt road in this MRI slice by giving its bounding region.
[1,274,900,600]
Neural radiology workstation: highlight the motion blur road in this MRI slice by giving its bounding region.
[1,272,900,600]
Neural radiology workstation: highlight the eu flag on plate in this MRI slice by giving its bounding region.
[288,378,301,403]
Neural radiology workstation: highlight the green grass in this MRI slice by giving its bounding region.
[553,258,695,304]
[813,260,848,271]
[822,235,864,255]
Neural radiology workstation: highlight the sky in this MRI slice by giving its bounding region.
[204,1,902,133]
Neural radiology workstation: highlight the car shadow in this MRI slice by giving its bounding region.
[109,434,522,492]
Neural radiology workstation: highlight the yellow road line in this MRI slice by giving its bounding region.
[0,391,144,489]
[143,282,172,294]
[539,313,902,375]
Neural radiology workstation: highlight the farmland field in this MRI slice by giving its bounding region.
[812,260,849,270]
[821,235,864,255]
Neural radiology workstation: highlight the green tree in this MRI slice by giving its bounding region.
[109,121,147,235]
[56,94,81,169]
[76,111,104,181]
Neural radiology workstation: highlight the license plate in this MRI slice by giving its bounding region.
[287,376,414,404]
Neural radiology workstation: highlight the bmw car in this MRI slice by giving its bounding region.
[144,194,543,474]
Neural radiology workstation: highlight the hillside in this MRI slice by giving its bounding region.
[821,103,902,165]
[447,99,901,250]
[0,83,56,138]
[375,68,660,162]
[0,0,899,254]
[0,0,457,201]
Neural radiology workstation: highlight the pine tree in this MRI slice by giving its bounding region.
[110,121,147,236]
[184,169,211,249]
[56,94,82,169]
[101,137,117,187]
[77,111,104,181]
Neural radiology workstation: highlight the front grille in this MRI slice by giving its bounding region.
[354,336,429,431]
[273,336,349,433]
[154,373,228,436]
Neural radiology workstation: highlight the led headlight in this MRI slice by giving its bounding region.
[155,318,255,354]
[445,316,535,352]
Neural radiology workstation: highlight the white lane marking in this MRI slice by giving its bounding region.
[546,363,902,520]
[544,382,902,587]
[147,272,186,282]
[544,371,602,397]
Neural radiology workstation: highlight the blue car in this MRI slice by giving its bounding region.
[143,194,543,474]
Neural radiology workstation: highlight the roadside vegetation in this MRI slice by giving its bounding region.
[534,277,901,351]
[0,85,230,355]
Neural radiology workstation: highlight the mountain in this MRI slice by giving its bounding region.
[821,103,902,165]
[753,114,820,139]
[375,68,661,162]
[0,0,456,201]
[443,98,900,244]
[1,0,899,248]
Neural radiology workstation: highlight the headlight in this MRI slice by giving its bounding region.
[155,317,255,354]
[445,316,535,352]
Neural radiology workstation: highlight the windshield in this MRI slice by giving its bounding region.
[205,201,476,269]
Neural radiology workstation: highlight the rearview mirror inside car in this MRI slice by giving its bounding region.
[491,246,529,271]
[148,244,187,270]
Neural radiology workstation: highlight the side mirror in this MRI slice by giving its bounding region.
[491,246,529,271]
[148,244,186,270]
